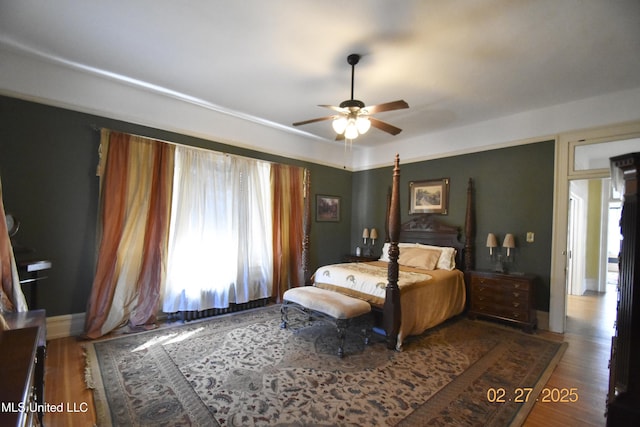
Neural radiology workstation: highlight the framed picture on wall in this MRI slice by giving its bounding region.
[316,194,341,222]
[409,178,449,214]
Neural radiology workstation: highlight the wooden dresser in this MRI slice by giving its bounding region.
[0,327,40,427]
[0,310,46,427]
[468,270,537,333]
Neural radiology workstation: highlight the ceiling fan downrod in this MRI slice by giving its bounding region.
[341,54,365,110]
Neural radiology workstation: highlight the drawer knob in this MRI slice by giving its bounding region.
[513,292,520,298]
[514,283,521,289]
[512,302,520,308]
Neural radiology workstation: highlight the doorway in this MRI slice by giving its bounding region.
[550,124,640,334]
[565,177,620,338]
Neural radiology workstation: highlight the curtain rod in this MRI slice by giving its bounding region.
[90,125,300,168]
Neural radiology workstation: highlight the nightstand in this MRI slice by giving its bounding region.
[343,254,379,263]
[468,271,537,333]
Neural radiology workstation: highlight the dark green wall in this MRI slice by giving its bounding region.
[0,95,351,316]
[352,141,555,311]
[1,95,555,316]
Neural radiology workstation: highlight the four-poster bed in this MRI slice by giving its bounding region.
[289,154,475,351]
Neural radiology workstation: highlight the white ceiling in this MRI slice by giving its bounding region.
[1,0,640,169]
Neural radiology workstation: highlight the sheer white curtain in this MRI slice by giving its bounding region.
[162,146,273,312]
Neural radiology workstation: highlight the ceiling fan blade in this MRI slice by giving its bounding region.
[363,100,409,115]
[335,133,345,141]
[369,117,403,135]
[292,115,336,126]
[319,104,349,114]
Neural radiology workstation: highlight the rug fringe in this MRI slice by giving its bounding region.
[81,344,96,390]
[83,342,113,426]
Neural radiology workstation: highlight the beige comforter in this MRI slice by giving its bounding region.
[313,261,466,349]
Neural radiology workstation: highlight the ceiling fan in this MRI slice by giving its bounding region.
[293,53,409,140]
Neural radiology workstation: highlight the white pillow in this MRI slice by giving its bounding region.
[415,243,457,270]
[378,242,415,262]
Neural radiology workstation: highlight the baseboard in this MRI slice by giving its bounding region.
[536,310,550,331]
[585,278,599,292]
[46,312,86,339]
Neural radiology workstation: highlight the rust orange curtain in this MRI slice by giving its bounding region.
[84,131,174,339]
[0,176,27,312]
[271,164,308,302]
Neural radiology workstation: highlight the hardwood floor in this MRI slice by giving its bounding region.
[43,336,97,426]
[42,287,616,426]
[524,284,617,427]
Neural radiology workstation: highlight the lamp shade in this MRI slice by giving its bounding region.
[503,233,515,248]
[344,118,359,139]
[370,228,378,240]
[332,117,348,134]
[503,233,515,256]
[486,233,498,255]
[356,116,371,134]
[362,227,369,244]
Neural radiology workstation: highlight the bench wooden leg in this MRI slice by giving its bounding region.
[280,302,290,329]
[336,319,348,358]
[281,299,372,357]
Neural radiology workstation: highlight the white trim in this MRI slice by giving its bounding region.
[46,312,86,339]
[568,183,587,296]
[536,310,550,332]
[599,181,611,293]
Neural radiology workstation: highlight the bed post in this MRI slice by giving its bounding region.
[464,178,475,271]
[384,154,402,350]
[303,169,312,285]
[384,187,391,243]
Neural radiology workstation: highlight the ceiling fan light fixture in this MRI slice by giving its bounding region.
[344,118,359,139]
[356,116,371,134]
[332,116,348,134]
[293,53,409,139]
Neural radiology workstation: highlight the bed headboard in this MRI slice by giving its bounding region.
[384,177,475,272]
[399,215,466,270]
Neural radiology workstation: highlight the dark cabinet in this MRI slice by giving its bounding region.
[607,152,640,426]
[0,310,46,426]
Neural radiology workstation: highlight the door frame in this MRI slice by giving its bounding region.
[567,189,586,296]
[549,121,640,333]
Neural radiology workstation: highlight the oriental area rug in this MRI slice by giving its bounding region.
[84,305,566,426]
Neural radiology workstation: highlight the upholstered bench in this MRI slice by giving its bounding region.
[280,286,372,357]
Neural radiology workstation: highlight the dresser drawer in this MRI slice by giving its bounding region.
[471,289,530,307]
[471,275,531,291]
[468,271,537,333]
[471,301,531,322]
